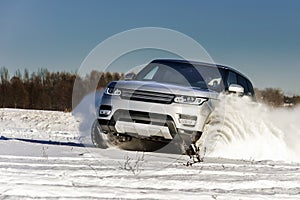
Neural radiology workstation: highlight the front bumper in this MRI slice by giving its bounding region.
[98,94,214,140]
[98,109,177,141]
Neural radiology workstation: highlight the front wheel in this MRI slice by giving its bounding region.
[91,120,109,149]
[195,115,230,158]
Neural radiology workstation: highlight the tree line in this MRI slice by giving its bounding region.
[254,88,300,107]
[0,67,299,111]
[0,67,123,111]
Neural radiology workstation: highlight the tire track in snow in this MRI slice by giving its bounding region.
[1,151,300,199]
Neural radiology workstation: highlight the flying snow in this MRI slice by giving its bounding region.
[200,95,300,162]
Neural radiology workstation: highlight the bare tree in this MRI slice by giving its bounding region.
[256,88,284,107]
[11,76,29,108]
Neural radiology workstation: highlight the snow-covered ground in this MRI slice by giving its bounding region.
[0,108,300,199]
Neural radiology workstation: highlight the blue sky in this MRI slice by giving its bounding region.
[0,0,300,94]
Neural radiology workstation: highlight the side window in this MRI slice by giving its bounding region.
[227,71,237,86]
[246,80,254,96]
[237,75,249,95]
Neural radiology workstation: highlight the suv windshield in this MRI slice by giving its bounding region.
[135,61,226,92]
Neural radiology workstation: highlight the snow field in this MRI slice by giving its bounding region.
[0,107,300,199]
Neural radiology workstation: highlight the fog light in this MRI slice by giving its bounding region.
[178,114,197,126]
[179,118,196,126]
[99,105,112,117]
[99,110,111,116]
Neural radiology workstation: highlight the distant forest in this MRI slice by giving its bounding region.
[0,67,299,111]
[0,67,123,111]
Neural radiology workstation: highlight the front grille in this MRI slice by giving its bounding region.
[120,89,175,104]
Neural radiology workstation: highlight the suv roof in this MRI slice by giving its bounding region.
[151,59,250,81]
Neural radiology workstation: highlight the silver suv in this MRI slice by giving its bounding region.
[92,59,254,153]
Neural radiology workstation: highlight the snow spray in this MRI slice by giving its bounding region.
[197,95,300,163]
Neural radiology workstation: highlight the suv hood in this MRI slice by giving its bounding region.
[109,80,219,99]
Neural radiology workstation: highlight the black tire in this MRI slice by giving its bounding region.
[91,120,109,149]
[195,113,229,158]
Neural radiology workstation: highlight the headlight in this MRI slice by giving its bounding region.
[104,87,122,96]
[174,96,207,105]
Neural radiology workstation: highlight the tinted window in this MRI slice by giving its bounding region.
[246,79,254,96]
[237,75,249,94]
[136,61,226,92]
[143,66,159,80]
[227,71,237,86]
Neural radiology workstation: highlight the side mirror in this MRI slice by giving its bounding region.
[228,84,244,95]
[124,72,136,80]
